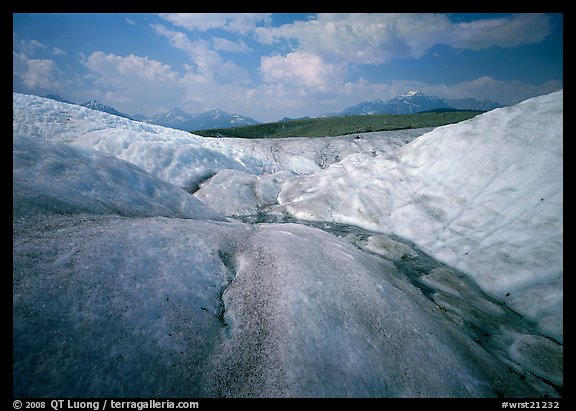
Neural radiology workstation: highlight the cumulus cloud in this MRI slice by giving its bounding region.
[14,34,67,58]
[257,14,424,64]
[213,37,251,53]
[78,51,187,112]
[260,51,342,91]
[14,37,47,56]
[77,50,253,116]
[82,51,180,83]
[151,24,251,84]
[23,59,61,89]
[13,52,69,91]
[158,13,272,34]
[255,13,552,65]
[51,47,66,56]
[421,76,563,105]
[448,14,551,50]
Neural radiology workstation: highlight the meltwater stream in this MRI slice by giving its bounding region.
[236,212,563,397]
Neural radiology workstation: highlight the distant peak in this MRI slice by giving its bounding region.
[403,90,421,97]
[82,100,106,108]
[169,107,189,115]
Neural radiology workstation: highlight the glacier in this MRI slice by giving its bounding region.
[12,91,563,398]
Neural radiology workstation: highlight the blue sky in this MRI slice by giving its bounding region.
[13,13,563,122]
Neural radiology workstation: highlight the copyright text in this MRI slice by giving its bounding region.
[12,400,199,411]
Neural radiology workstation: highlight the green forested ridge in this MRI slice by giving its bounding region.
[192,110,485,138]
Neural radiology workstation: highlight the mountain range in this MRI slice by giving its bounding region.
[140,107,260,131]
[43,91,503,131]
[81,100,133,120]
[43,95,260,131]
[334,91,504,116]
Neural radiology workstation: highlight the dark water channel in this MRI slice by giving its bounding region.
[236,212,563,397]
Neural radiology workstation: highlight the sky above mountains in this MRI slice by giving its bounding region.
[13,13,563,122]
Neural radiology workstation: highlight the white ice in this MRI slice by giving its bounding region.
[12,91,563,398]
[276,90,563,343]
[13,134,225,221]
[13,93,430,191]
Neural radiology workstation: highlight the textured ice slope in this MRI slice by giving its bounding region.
[277,90,563,342]
[13,91,562,397]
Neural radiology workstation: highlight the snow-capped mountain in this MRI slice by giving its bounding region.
[142,107,260,131]
[144,107,193,129]
[81,100,133,119]
[338,91,503,116]
[192,108,260,130]
[43,95,134,119]
[40,94,258,131]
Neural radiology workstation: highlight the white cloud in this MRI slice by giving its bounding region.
[15,38,47,56]
[82,51,179,83]
[213,37,251,53]
[422,76,563,105]
[258,14,423,64]
[14,34,67,60]
[52,47,66,56]
[13,51,27,73]
[260,51,342,91]
[150,24,199,57]
[13,52,67,90]
[255,13,552,65]
[449,14,551,50]
[78,51,187,113]
[28,39,46,49]
[151,24,251,84]
[158,13,272,34]
[125,17,135,26]
[77,51,253,116]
